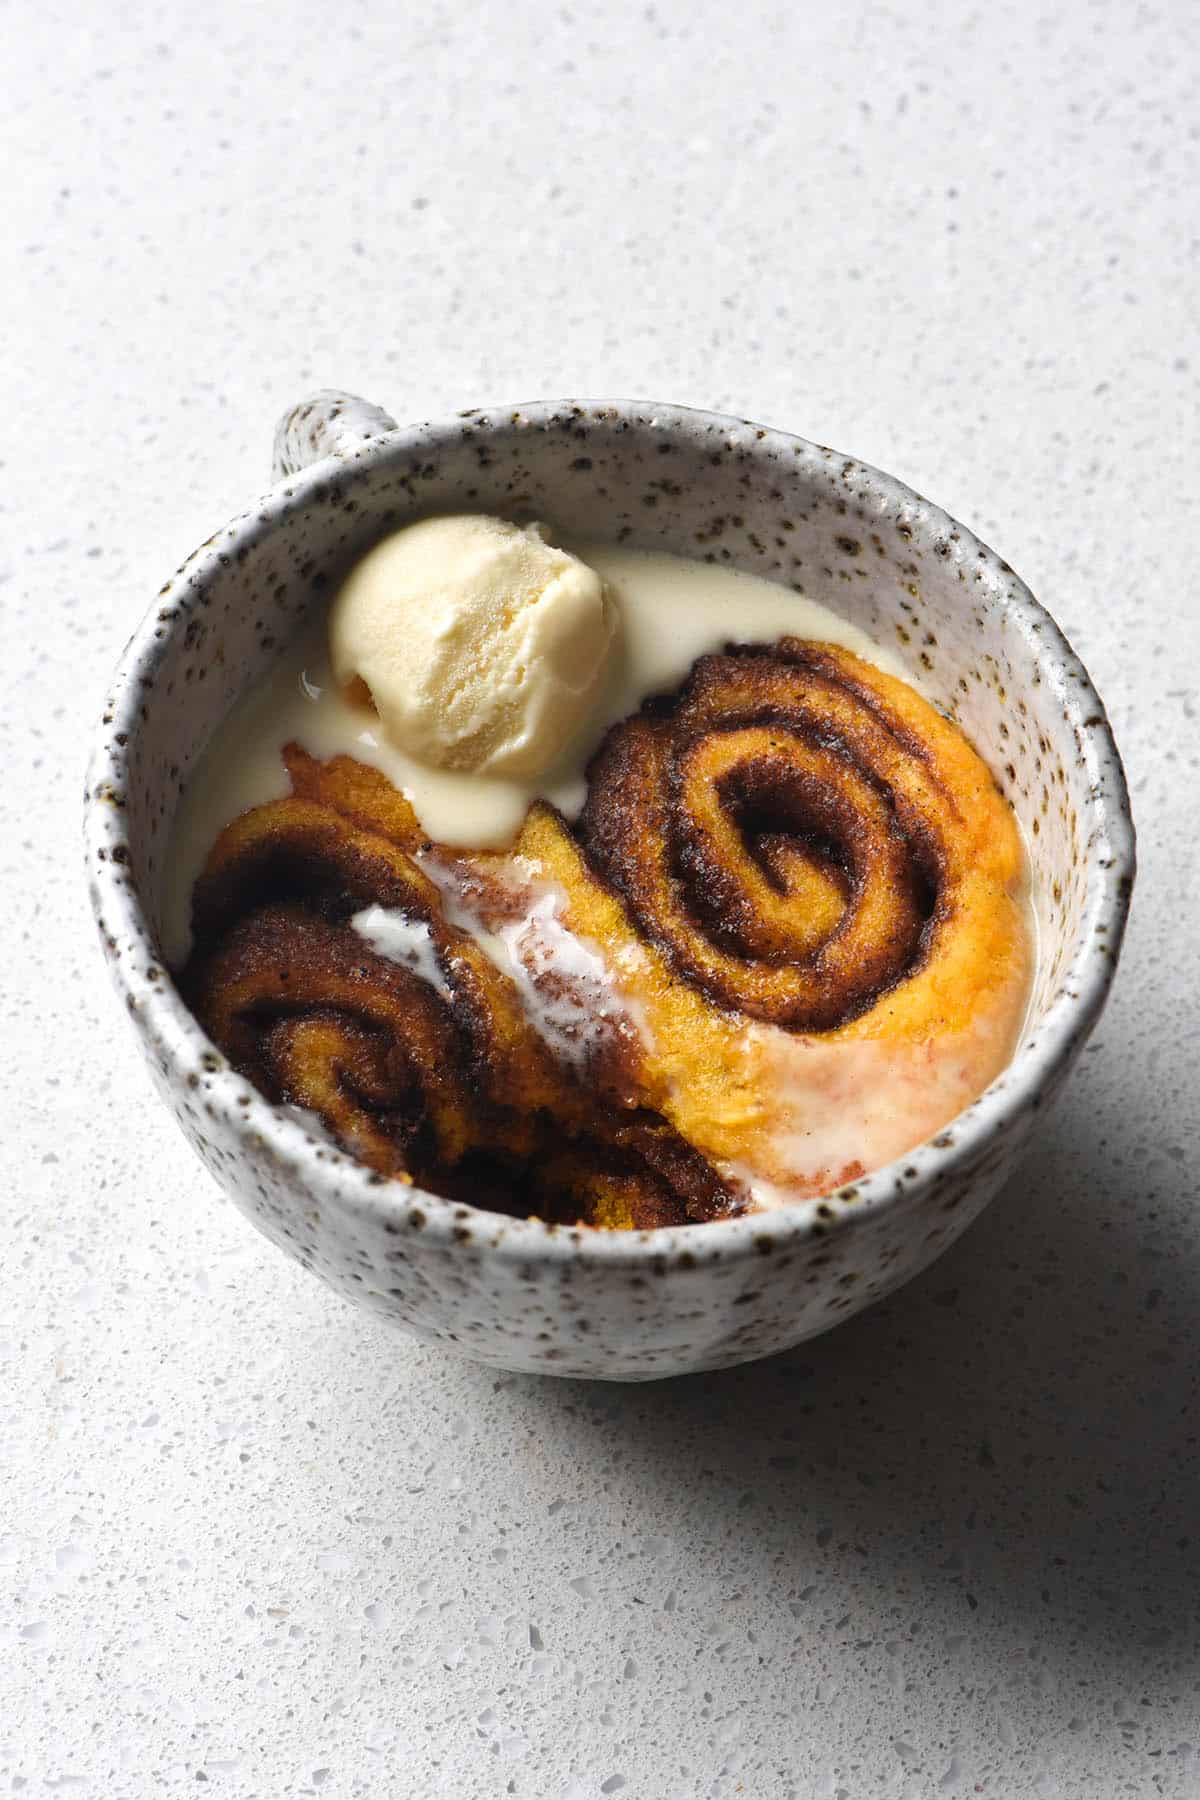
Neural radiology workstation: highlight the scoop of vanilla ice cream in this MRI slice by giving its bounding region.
[329,515,617,777]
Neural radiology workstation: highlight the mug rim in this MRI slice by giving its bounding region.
[85,396,1136,1268]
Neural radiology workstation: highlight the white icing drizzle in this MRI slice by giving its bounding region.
[421,859,650,1070]
[350,906,451,1000]
[492,892,631,1068]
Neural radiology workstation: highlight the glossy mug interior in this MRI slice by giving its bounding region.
[86,393,1134,1380]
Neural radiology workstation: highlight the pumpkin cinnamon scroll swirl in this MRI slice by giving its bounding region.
[575,639,1026,1041]
[183,747,738,1228]
[181,641,1030,1226]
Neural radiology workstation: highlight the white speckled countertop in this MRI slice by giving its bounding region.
[4,1,1198,1793]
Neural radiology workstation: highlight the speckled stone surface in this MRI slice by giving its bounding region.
[5,0,1199,1793]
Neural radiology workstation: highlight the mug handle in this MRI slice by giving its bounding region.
[272,389,398,481]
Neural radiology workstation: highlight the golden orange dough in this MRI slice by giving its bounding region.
[283,743,425,852]
[491,803,771,1170]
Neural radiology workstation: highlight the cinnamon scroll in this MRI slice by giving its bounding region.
[578,640,1026,1042]
[183,748,738,1229]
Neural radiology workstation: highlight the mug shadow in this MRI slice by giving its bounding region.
[475,1074,1199,1685]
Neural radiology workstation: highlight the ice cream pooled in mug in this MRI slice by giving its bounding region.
[166,516,1032,1229]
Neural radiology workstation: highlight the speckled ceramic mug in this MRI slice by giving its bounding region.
[86,392,1134,1380]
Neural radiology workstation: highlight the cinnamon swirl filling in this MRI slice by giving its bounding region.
[577,639,1021,1040]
